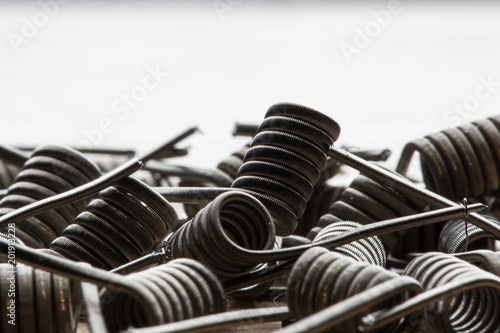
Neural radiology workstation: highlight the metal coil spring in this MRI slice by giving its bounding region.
[0,145,101,248]
[48,176,178,270]
[0,263,80,333]
[232,102,341,236]
[313,221,387,266]
[101,258,227,332]
[287,247,409,332]
[403,252,500,332]
[167,191,276,280]
[396,116,500,201]
[323,174,426,253]
[439,211,499,253]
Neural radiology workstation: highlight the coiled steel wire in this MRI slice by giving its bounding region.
[101,258,227,332]
[167,191,276,280]
[320,173,427,254]
[0,236,227,333]
[396,116,500,201]
[48,176,178,270]
[396,252,500,332]
[313,220,386,266]
[0,144,101,248]
[284,247,421,333]
[439,211,499,253]
[0,263,81,333]
[231,102,341,236]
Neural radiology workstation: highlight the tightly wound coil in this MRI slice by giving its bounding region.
[168,191,276,280]
[0,263,80,333]
[0,145,101,248]
[49,176,178,270]
[403,252,500,332]
[101,258,227,332]
[397,116,500,201]
[232,102,341,236]
[287,247,411,332]
[439,211,499,253]
[313,220,386,266]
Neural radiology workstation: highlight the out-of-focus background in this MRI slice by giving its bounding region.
[1,0,500,178]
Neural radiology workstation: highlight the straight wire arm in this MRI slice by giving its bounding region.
[0,158,143,228]
[122,307,292,333]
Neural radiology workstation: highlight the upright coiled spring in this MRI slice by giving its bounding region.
[287,247,416,332]
[403,252,500,332]
[439,211,499,253]
[0,145,101,248]
[313,220,387,266]
[101,258,227,332]
[396,116,500,201]
[320,174,426,254]
[232,102,341,236]
[167,191,276,280]
[0,263,80,333]
[48,176,178,270]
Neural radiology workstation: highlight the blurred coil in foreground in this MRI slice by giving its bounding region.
[287,247,415,332]
[0,263,81,333]
[101,258,226,332]
[403,252,500,332]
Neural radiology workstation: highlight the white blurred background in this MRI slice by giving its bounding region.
[1,1,500,176]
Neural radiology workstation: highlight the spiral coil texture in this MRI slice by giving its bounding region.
[49,176,178,270]
[0,145,102,248]
[232,102,341,236]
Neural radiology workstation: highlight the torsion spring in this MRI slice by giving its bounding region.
[396,116,500,201]
[46,176,178,269]
[312,220,386,267]
[0,239,227,333]
[231,102,341,236]
[439,211,499,253]
[328,145,500,241]
[318,173,425,254]
[167,190,276,280]
[172,200,483,293]
[362,252,500,333]
[0,263,81,333]
[0,144,101,247]
[0,131,199,231]
[280,247,422,333]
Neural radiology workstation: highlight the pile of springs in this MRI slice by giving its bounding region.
[1,102,500,333]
